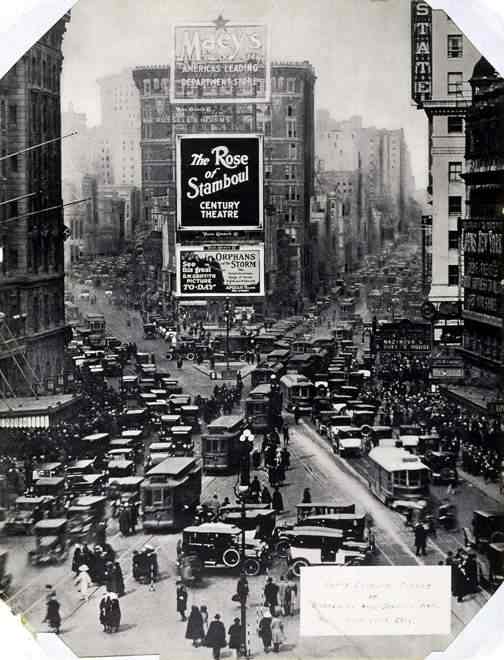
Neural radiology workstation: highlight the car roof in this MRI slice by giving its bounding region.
[184,522,241,535]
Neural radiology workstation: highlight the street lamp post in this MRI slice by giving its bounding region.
[224,297,231,376]
[237,430,252,657]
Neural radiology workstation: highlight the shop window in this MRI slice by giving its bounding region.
[448,116,464,133]
[448,265,459,286]
[448,195,462,215]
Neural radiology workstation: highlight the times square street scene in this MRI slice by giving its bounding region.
[1,1,504,660]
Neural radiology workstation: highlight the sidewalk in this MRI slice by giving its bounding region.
[459,468,503,505]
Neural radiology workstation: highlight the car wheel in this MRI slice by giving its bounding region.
[222,547,241,568]
[242,557,261,577]
[491,531,504,544]
[275,539,291,557]
[186,352,195,361]
[291,558,309,577]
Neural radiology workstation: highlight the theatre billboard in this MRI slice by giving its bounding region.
[176,244,265,297]
[172,20,270,104]
[176,133,263,232]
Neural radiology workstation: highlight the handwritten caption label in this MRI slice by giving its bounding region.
[300,566,451,637]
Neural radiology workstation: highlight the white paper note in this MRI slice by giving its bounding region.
[300,566,451,637]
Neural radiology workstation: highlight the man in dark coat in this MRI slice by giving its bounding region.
[464,553,479,594]
[99,591,112,633]
[72,545,83,576]
[118,506,131,536]
[44,593,61,634]
[236,575,249,605]
[258,612,273,652]
[264,577,279,614]
[261,486,272,505]
[176,581,188,621]
[228,617,242,659]
[250,475,261,499]
[205,613,227,660]
[272,487,284,513]
[414,522,427,556]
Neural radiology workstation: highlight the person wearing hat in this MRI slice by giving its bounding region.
[176,580,188,621]
[108,592,121,633]
[258,610,273,653]
[227,617,242,659]
[185,605,205,647]
[204,613,227,660]
[146,546,158,591]
[43,591,61,634]
[75,564,92,602]
[72,545,83,577]
[99,589,112,633]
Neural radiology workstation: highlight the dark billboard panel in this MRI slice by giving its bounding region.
[176,133,263,232]
[176,244,264,297]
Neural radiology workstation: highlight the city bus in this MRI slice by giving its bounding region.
[279,373,314,413]
[367,447,429,507]
[251,361,285,388]
[141,456,201,530]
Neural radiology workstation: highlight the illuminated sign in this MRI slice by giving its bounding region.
[176,244,264,297]
[176,133,263,232]
[172,19,270,104]
[411,1,432,105]
[463,218,503,318]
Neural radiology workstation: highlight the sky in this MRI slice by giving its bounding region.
[60,0,429,188]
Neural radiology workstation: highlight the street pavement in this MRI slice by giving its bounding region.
[2,278,491,658]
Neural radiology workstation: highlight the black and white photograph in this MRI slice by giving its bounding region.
[0,1,504,659]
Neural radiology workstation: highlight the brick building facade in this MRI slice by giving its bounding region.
[132,61,316,307]
[0,15,70,396]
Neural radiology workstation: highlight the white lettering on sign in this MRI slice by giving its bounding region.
[180,28,263,62]
[411,1,432,103]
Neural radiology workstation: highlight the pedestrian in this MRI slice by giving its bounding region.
[464,553,479,594]
[261,485,272,505]
[118,506,131,536]
[286,572,298,615]
[272,487,284,513]
[200,604,209,635]
[186,605,205,647]
[75,564,92,602]
[99,590,111,633]
[283,425,290,447]
[278,576,287,616]
[108,593,121,633]
[264,577,279,614]
[271,612,285,653]
[146,545,159,590]
[204,613,227,660]
[293,405,300,424]
[258,611,273,653]
[228,617,242,659]
[250,475,261,499]
[72,544,83,576]
[43,592,61,634]
[106,561,125,597]
[236,574,249,605]
[414,522,427,556]
[176,580,188,621]
[302,487,312,504]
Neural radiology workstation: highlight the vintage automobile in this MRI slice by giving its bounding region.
[32,462,64,480]
[143,322,157,339]
[332,426,364,457]
[422,450,458,485]
[66,473,107,497]
[66,495,107,544]
[218,504,277,541]
[106,459,136,480]
[106,446,136,464]
[467,509,504,550]
[4,496,55,535]
[488,542,504,587]
[286,527,368,576]
[177,522,269,578]
[108,476,144,510]
[0,550,12,596]
[33,477,66,514]
[28,519,68,566]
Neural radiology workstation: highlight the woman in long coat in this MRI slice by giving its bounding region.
[108,593,121,632]
[185,605,205,647]
[44,594,61,634]
[106,562,125,597]
[75,564,92,602]
[271,614,285,652]
[258,612,272,653]
[272,488,284,513]
[228,617,242,659]
[99,591,111,633]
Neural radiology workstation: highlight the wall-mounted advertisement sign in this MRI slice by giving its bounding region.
[176,133,263,232]
[176,244,264,297]
[172,19,270,104]
[411,1,432,105]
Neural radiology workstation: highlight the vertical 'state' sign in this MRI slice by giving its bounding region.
[411,1,432,105]
[172,19,270,104]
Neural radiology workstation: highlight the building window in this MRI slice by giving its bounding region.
[289,143,297,160]
[287,105,294,117]
[8,104,16,126]
[143,79,151,95]
[448,116,464,133]
[448,265,459,286]
[448,161,463,182]
[447,35,463,58]
[447,72,463,95]
[278,77,284,90]
[153,78,160,91]
[286,118,297,138]
[265,163,272,179]
[448,230,459,249]
[287,78,296,92]
[448,195,462,215]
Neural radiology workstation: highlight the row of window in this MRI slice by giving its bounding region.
[0,100,17,130]
[30,50,59,93]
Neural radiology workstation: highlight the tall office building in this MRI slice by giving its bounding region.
[411,0,482,343]
[133,61,316,306]
[0,15,70,396]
